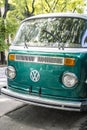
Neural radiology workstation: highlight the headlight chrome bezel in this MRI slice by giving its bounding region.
[5,66,16,79]
[62,72,78,88]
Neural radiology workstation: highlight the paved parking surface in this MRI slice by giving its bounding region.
[0,105,87,130]
[0,67,7,87]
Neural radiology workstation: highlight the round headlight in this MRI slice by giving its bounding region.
[6,66,16,79]
[62,72,78,88]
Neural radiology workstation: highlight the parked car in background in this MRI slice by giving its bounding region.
[1,13,87,111]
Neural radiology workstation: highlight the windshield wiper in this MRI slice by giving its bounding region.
[24,34,28,49]
[42,29,57,39]
[24,41,28,48]
[42,29,64,50]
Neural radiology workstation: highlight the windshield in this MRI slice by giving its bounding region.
[13,17,87,48]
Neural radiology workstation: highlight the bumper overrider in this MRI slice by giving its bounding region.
[1,86,87,111]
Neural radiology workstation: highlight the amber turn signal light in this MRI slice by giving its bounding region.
[9,54,15,60]
[64,58,75,66]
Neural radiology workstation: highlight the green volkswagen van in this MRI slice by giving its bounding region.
[1,13,87,111]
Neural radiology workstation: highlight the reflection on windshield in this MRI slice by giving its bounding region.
[13,17,86,48]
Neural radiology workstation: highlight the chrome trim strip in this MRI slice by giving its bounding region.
[15,54,64,65]
[1,87,81,111]
[9,46,87,53]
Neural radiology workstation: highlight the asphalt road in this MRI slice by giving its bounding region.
[0,67,87,130]
[0,105,87,130]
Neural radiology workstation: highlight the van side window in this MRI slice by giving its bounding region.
[82,30,87,47]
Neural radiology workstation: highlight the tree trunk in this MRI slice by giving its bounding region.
[1,52,5,64]
[3,0,8,18]
[1,0,8,64]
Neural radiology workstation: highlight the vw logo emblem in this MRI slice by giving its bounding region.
[30,70,40,82]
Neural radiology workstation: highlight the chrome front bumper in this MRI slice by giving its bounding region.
[1,86,87,111]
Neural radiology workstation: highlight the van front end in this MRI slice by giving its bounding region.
[1,13,87,111]
[1,47,87,111]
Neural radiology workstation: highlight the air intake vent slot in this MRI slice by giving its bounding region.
[16,55,64,65]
